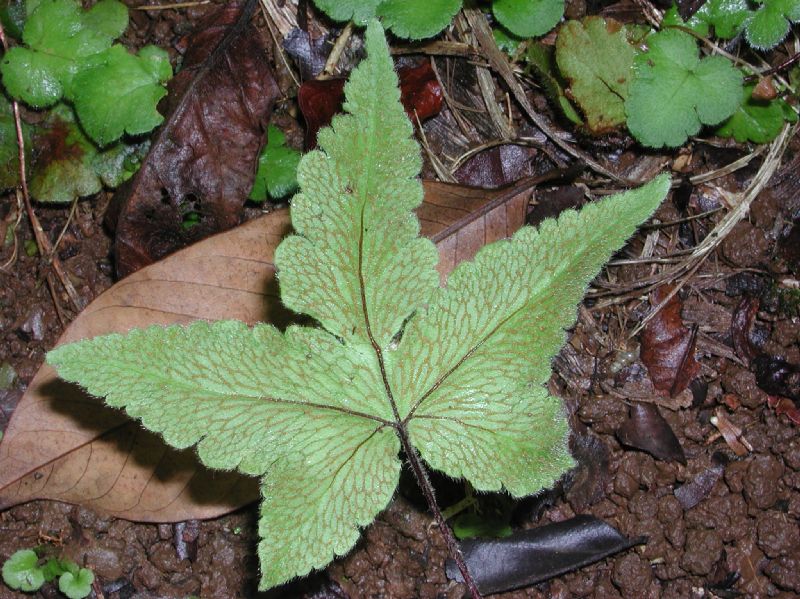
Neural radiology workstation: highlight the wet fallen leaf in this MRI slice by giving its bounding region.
[730,296,760,365]
[754,354,800,402]
[297,78,345,149]
[640,285,701,396]
[564,428,610,512]
[107,0,279,278]
[446,515,641,594]
[616,402,687,464]
[0,179,533,521]
[282,28,333,80]
[453,144,538,189]
[298,61,442,149]
[674,452,727,510]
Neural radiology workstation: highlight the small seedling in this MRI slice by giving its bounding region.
[2,548,94,599]
[47,21,669,594]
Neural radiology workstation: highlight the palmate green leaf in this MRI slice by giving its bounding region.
[57,568,93,599]
[746,0,800,49]
[274,24,440,349]
[377,0,462,39]
[0,0,171,146]
[249,125,301,202]
[67,44,172,146]
[2,549,45,592]
[625,29,743,147]
[493,0,565,38]
[0,0,127,107]
[47,21,671,591]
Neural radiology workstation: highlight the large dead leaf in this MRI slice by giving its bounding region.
[106,0,278,278]
[0,179,534,521]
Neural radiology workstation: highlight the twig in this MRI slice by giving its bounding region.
[0,18,83,315]
[259,0,300,88]
[627,122,796,336]
[399,432,483,599]
[322,21,354,77]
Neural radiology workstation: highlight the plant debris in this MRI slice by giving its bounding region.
[446,515,641,594]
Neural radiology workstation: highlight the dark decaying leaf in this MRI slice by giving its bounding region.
[616,402,687,464]
[446,515,641,594]
[453,144,538,189]
[106,0,279,278]
[640,285,701,396]
[564,428,611,511]
[674,453,727,510]
[298,61,442,149]
[730,296,760,365]
[754,355,800,402]
[282,28,333,80]
[676,0,708,20]
[298,78,345,149]
[778,220,800,276]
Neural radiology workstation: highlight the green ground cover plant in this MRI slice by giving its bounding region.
[0,0,168,202]
[312,0,563,39]
[2,548,94,599]
[46,20,670,594]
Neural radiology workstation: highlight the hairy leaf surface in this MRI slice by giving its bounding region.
[47,21,670,590]
[625,29,742,147]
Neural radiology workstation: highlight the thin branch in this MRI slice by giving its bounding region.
[398,429,482,599]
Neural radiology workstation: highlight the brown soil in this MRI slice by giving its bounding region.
[2,2,800,599]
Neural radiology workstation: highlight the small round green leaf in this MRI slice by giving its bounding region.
[376,0,462,39]
[493,0,564,38]
[312,0,382,24]
[58,568,94,599]
[2,549,45,592]
[625,29,743,147]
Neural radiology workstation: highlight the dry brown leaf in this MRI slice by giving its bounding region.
[0,180,532,521]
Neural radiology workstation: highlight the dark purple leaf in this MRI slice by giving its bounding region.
[446,515,641,594]
[283,28,332,80]
[730,297,760,365]
[754,355,800,402]
[297,78,346,149]
[640,286,701,396]
[453,144,538,189]
[616,403,687,464]
[674,454,727,510]
[778,220,800,276]
[298,61,442,150]
[106,0,279,277]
